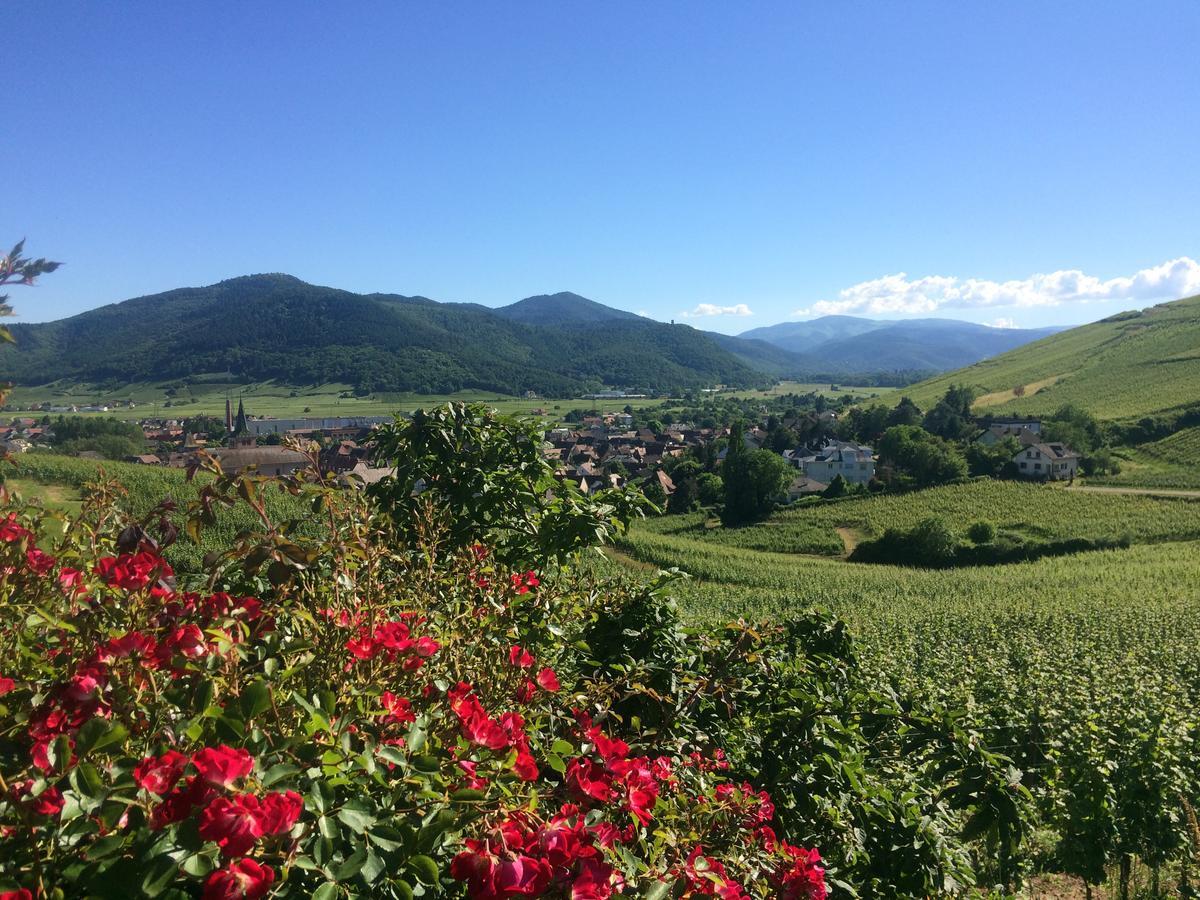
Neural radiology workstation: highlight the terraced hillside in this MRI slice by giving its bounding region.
[900,293,1200,421]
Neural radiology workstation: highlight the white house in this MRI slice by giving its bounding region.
[1013,442,1080,481]
[790,440,875,485]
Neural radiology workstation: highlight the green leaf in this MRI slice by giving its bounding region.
[407,855,438,886]
[411,754,440,773]
[641,880,674,900]
[261,763,300,787]
[72,762,105,799]
[337,802,376,834]
[86,833,126,861]
[141,854,180,897]
[76,718,127,755]
[311,883,340,900]
[239,680,271,720]
[450,787,488,803]
[181,854,215,878]
[334,846,368,880]
[394,881,414,900]
[365,824,409,852]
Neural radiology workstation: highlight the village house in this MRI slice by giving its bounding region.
[788,440,875,485]
[1013,442,1080,481]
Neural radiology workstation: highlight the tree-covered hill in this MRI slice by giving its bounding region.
[900,293,1200,422]
[0,275,767,395]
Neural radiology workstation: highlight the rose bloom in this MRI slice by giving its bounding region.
[192,745,255,787]
[198,795,265,857]
[203,859,276,900]
[135,749,189,795]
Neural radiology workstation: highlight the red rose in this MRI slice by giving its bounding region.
[255,790,303,835]
[135,750,188,795]
[508,646,535,669]
[0,677,14,696]
[570,858,617,899]
[536,667,560,692]
[198,795,264,857]
[0,513,31,543]
[203,859,276,900]
[380,692,415,725]
[192,745,255,787]
[776,845,827,900]
[13,780,64,817]
[0,889,34,900]
[25,548,56,575]
[565,758,615,803]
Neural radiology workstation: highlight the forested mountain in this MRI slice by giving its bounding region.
[1,275,765,395]
[493,291,644,326]
[739,315,887,352]
[740,316,1062,374]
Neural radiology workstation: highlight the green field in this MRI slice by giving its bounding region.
[726,380,899,402]
[636,479,1200,555]
[900,293,1200,421]
[6,379,667,423]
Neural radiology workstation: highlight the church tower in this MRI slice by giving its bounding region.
[225,395,233,432]
[234,399,248,435]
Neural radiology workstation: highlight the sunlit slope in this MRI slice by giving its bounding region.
[900,294,1200,420]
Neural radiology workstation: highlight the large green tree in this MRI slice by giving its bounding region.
[720,423,793,526]
[368,403,645,566]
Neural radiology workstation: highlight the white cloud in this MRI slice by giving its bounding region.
[793,256,1200,317]
[986,317,1018,329]
[680,303,754,318]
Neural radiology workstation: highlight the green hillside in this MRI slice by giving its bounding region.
[901,293,1200,421]
[0,275,765,396]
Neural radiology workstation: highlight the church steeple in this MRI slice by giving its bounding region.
[234,399,248,435]
[225,395,233,432]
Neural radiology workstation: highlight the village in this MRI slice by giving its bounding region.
[3,394,1081,507]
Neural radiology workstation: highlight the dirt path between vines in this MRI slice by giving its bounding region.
[1067,485,1200,499]
[835,526,860,555]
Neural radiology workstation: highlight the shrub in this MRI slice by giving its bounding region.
[0,443,827,898]
[967,521,996,544]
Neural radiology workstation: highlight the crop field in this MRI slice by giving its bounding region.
[636,479,1200,555]
[611,493,1200,890]
[6,379,665,422]
[1079,427,1200,490]
[8,453,312,571]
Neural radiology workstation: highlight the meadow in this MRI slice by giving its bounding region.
[636,479,1200,555]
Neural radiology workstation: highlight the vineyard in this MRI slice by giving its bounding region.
[636,479,1200,555]
[900,292,1200,422]
[613,493,1200,893]
[8,453,313,571]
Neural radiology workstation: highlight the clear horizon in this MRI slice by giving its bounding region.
[6,2,1199,334]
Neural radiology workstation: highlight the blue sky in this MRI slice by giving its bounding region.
[6,1,1200,333]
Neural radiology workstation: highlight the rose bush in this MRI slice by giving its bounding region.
[0,449,828,898]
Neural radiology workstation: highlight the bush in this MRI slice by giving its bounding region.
[0,467,829,898]
[968,521,996,544]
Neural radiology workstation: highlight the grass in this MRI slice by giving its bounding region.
[6,379,670,423]
[8,378,899,424]
[635,479,1200,556]
[900,293,1200,421]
